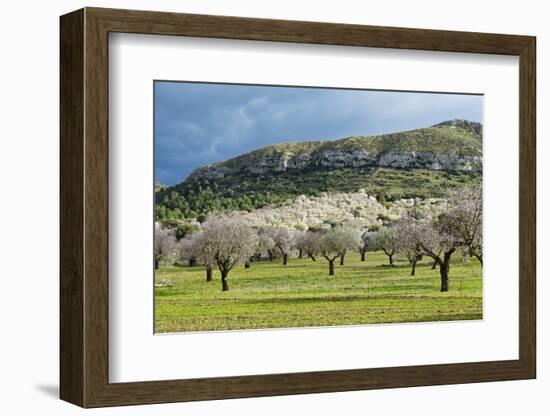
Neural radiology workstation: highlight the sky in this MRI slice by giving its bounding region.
[154,81,483,185]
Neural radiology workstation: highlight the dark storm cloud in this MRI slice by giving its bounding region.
[154,82,483,185]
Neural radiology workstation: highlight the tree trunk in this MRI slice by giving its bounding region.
[474,253,483,266]
[439,249,455,292]
[410,259,417,276]
[154,258,159,270]
[439,262,449,292]
[431,259,437,270]
[298,249,303,258]
[283,253,288,265]
[329,259,335,276]
[383,249,394,266]
[244,261,251,269]
[221,270,229,291]
[206,266,212,282]
[309,254,316,262]
[360,250,366,262]
[189,258,197,267]
[340,253,345,266]
[268,250,274,261]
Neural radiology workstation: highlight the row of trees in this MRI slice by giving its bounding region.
[378,185,482,292]
[155,219,360,290]
[155,186,482,293]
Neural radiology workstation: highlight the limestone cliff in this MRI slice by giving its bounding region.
[186,120,482,181]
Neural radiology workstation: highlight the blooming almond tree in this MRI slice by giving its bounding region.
[442,185,483,265]
[336,226,361,266]
[293,231,307,259]
[302,231,322,261]
[271,227,294,265]
[320,226,360,275]
[394,221,424,276]
[372,226,400,266]
[175,235,197,267]
[188,231,216,282]
[416,222,459,292]
[358,230,373,262]
[197,214,258,291]
[413,185,483,292]
[256,226,277,261]
[154,225,176,270]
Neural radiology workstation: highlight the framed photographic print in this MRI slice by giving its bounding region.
[60,7,536,408]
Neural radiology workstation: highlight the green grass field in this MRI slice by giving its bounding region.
[155,251,482,333]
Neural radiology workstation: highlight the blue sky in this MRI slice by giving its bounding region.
[155,82,483,185]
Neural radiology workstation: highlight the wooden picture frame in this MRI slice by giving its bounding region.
[60,7,536,408]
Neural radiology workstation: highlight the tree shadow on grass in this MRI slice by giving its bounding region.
[166,293,471,307]
[370,262,413,270]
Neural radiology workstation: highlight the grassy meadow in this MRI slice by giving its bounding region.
[155,251,482,333]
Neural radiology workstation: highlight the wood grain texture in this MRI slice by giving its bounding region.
[83,10,110,406]
[59,8,85,407]
[518,38,536,375]
[89,7,532,54]
[59,7,537,408]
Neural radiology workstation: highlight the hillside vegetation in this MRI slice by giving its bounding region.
[217,119,482,170]
[233,190,449,231]
[155,120,482,221]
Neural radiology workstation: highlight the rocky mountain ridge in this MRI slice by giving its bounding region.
[187,119,482,181]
